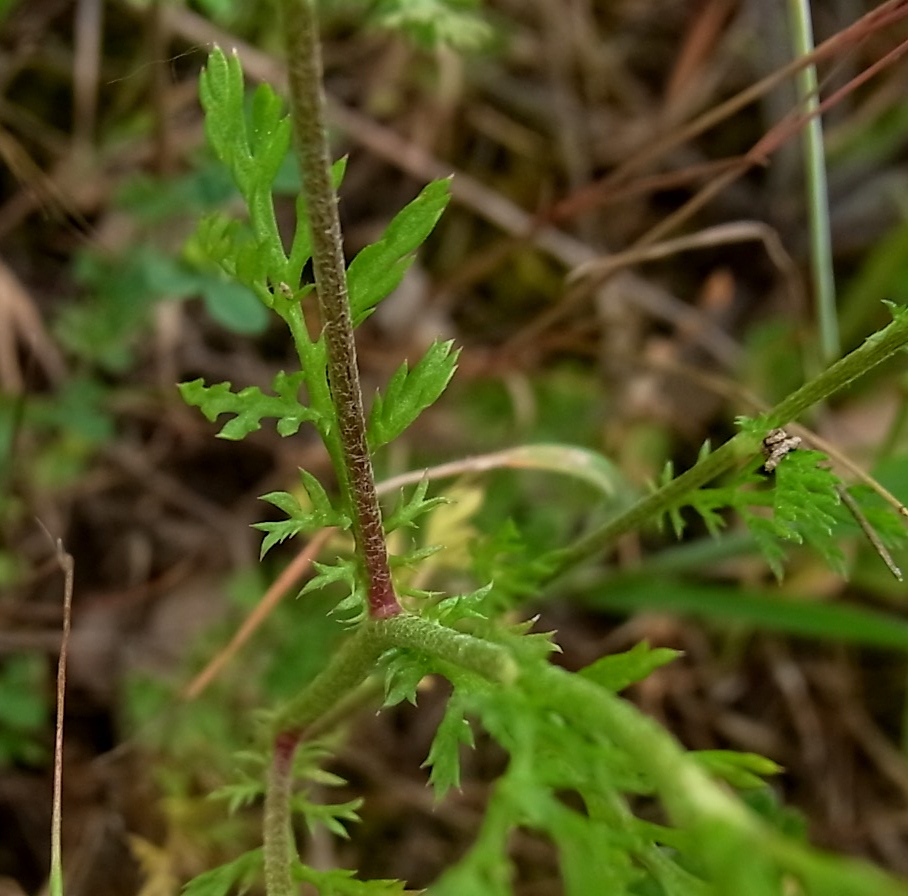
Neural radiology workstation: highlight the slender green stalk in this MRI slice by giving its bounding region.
[50,542,74,896]
[263,730,301,896]
[789,0,839,364]
[547,308,908,573]
[278,0,399,620]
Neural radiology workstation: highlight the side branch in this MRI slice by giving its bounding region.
[547,308,908,574]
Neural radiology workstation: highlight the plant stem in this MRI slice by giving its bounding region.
[262,615,517,893]
[279,0,399,620]
[788,0,839,364]
[263,730,301,896]
[547,308,908,574]
[273,623,386,733]
[380,614,519,684]
[274,614,517,734]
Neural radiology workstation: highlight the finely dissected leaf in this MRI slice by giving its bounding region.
[429,685,649,896]
[292,863,408,896]
[643,846,711,896]
[663,444,855,579]
[371,0,494,50]
[179,371,317,440]
[580,642,681,693]
[248,83,291,190]
[550,808,644,896]
[289,793,363,838]
[383,478,450,533]
[432,583,494,626]
[388,543,444,569]
[209,781,262,815]
[423,694,474,797]
[198,48,249,186]
[300,558,358,595]
[740,511,789,580]
[199,49,288,206]
[299,557,367,624]
[347,178,451,323]
[197,47,301,298]
[771,451,846,573]
[182,848,262,896]
[381,647,432,707]
[470,521,558,610]
[691,751,782,790]
[255,469,350,557]
[367,339,459,449]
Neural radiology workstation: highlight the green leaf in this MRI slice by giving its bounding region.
[590,576,908,651]
[299,558,367,624]
[178,370,317,440]
[197,48,293,299]
[347,178,451,324]
[209,778,263,815]
[248,83,291,189]
[200,279,270,334]
[579,642,681,692]
[691,751,782,790]
[383,478,450,533]
[423,694,475,797]
[199,48,251,190]
[770,451,846,574]
[292,863,408,896]
[367,339,459,449]
[371,0,494,50]
[182,848,262,896]
[289,793,363,838]
[381,647,433,707]
[255,469,351,557]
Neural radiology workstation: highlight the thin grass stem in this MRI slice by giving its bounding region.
[789,0,839,364]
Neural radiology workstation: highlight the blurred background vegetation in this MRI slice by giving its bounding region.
[3,1,908,893]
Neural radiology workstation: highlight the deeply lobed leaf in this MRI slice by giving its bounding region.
[347,178,452,324]
[182,849,263,896]
[178,371,318,440]
[367,339,459,450]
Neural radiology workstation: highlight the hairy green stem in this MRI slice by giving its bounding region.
[273,623,386,733]
[279,0,398,620]
[263,730,301,896]
[274,614,517,734]
[380,614,519,684]
[263,625,385,896]
[262,615,516,892]
[548,308,908,573]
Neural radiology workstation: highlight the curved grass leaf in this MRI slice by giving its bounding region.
[589,576,908,652]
